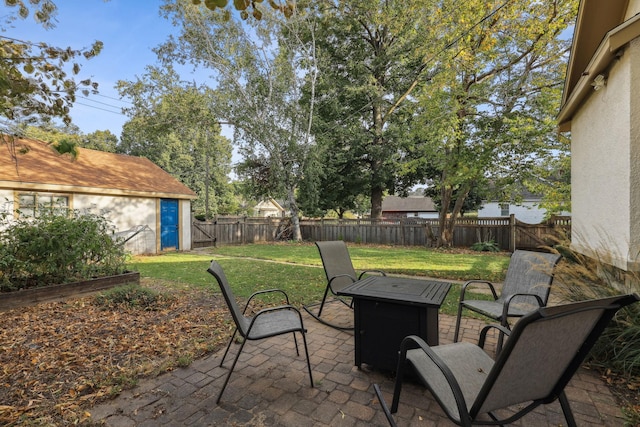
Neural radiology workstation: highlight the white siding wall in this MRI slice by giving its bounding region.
[73,194,158,255]
[478,202,547,224]
[180,199,192,251]
[0,189,13,226]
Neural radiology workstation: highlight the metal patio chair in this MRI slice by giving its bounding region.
[303,240,386,330]
[454,249,561,350]
[375,293,640,426]
[207,260,313,403]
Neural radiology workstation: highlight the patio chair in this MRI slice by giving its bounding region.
[376,293,640,426]
[303,240,386,330]
[453,249,561,350]
[207,260,313,403]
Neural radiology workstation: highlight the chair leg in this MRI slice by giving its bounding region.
[497,319,509,355]
[390,359,406,413]
[220,328,238,367]
[293,331,300,356]
[374,384,398,427]
[300,330,314,387]
[217,336,247,404]
[453,302,464,342]
[558,391,578,427]
[317,286,332,317]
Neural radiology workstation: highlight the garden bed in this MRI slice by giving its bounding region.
[0,271,140,311]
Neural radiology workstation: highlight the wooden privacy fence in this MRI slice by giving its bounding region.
[192,215,571,252]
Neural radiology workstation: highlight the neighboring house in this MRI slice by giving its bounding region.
[557,0,640,271]
[478,189,568,224]
[254,198,285,217]
[0,136,197,255]
[381,195,438,219]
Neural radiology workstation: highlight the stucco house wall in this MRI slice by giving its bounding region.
[571,41,634,268]
[558,0,640,270]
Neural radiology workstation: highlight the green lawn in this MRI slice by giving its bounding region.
[127,243,509,316]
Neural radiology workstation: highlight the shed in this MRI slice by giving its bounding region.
[0,136,197,255]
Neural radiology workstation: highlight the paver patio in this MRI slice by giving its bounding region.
[89,299,624,426]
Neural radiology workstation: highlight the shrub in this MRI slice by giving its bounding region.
[551,245,640,379]
[470,240,500,252]
[0,209,128,291]
[94,284,170,310]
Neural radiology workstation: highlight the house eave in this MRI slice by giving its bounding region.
[0,181,198,200]
[558,12,640,132]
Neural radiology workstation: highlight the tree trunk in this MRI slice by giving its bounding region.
[370,185,384,219]
[287,187,302,241]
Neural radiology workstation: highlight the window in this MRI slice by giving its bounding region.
[500,203,510,217]
[17,192,69,218]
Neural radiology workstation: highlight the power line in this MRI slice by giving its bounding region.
[74,101,125,116]
[94,93,133,105]
[77,95,124,110]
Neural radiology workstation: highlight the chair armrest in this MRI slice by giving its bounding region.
[478,324,512,350]
[393,335,469,422]
[460,280,499,301]
[243,289,291,314]
[501,293,544,320]
[328,274,357,289]
[358,270,387,279]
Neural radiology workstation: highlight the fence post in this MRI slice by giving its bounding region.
[242,216,247,245]
[510,214,516,252]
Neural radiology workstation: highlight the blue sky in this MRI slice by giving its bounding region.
[7,0,195,137]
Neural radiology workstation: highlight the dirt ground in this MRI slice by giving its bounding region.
[0,279,230,426]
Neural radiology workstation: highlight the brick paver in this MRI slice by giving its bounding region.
[88,299,626,426]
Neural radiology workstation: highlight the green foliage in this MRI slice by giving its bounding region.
[94,284,169,310]
[1,1,102,130]
[0,209,128,291]
[470,240,500,252]
[117,66,236,217]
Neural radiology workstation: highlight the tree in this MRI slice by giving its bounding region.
[191,0,296,21]
[157,0,320,240]
[1,1,102,133]
[402,0,576,246]
[309,0,448,219]
[117,66,235,217]
[82,130,118,152]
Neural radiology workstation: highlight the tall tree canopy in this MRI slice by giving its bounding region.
[403,0,576,246]
[308,0,575,246]
[117,66,235,217]
[309,0,447,219]
[156,0,320,239]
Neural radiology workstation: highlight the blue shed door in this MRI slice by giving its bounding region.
[160,199,179,250]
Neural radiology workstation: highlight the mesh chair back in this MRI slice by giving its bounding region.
[208,261,250,336]
[315,241,358,292]
[499,250,561,307]
[472,294,638,416]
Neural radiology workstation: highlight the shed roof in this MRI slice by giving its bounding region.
[0,136,197,199]
[381,195,436,212]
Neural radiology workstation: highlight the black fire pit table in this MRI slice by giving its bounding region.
[337,275,451,371]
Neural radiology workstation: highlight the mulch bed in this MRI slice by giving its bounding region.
[0,279,230,426]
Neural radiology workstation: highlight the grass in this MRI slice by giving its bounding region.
[128,242,510,316]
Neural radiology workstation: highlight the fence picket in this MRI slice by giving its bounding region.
[191,216,571,251]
